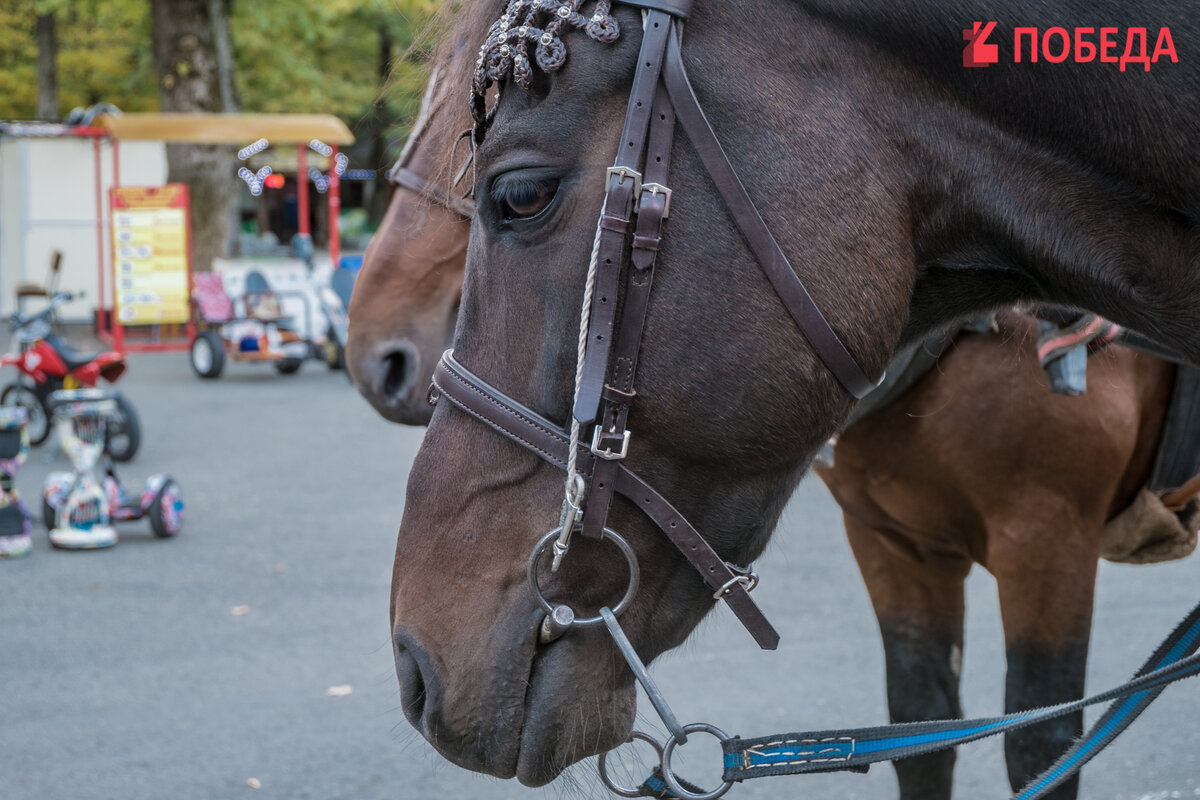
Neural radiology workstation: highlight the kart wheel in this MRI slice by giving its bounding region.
[274,358,302,375]
[190,331,225,378]
[105,394,141,463]
[148,479,183,537]
[42,497,57,531]
[0,383,49,445]
[323,326,345,371]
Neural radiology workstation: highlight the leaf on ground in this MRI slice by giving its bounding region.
[231,605,250,616]
[326,684,353,697]
[247,777,261,789]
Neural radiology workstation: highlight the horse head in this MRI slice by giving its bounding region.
[348,45,475,425]
[388,0,1199,787]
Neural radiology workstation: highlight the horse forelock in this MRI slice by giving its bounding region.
[423,0,512,189]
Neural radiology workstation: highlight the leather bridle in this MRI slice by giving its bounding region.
[433,0,879,642]
[427,4,881,792]
[386,67,477,219]
[413,5,1200,798]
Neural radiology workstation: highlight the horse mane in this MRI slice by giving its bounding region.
[425,0,510,192]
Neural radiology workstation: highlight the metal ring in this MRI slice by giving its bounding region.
[660,723,735,800]
[527,526,640,626]
[711,572,758,600]
[597,731,663,798]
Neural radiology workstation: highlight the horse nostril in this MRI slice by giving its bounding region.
[394,632,429,726]
[379,343,420,403]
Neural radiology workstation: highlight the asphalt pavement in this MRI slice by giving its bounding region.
[3,348,1198,800]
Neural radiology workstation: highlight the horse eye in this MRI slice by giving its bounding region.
[494,178,559,221]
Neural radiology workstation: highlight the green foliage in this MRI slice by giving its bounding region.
[0,0,155,119]
[232,0,439,156]
[0,0,441,153]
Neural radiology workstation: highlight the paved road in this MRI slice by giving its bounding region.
[3,349,1198,800]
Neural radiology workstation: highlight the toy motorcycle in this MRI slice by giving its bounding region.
[0,292,140,461]
[42,390,181,550]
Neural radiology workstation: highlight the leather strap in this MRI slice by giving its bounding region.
[386,66,476,219]
[573,10,675,426]
[433,351,780,650]
[660,32,880,399]
[388,165,477,218]
[584,79,678,540]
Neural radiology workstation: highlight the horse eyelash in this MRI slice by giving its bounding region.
[489,176,555,207]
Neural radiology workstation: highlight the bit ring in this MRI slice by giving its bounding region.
[597,731,664,798]
[528,526,639,626]
[661,723,735,800]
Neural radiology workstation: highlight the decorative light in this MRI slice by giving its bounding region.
[237,138,270,161]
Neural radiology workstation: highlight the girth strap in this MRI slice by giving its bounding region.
[433,351,781,650]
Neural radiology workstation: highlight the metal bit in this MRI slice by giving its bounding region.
[539,604,575,644]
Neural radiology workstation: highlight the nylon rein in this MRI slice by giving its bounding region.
[407,2,1200,797]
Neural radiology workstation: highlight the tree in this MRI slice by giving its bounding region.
[149,0,237,272]
[35,10,56,119]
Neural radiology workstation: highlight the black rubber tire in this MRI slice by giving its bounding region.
[0,382,50,445]
[148,479,181,538]
[42,497,57,531]
[323,326,345,371]
[274,358,302,375]
[105,393,141,463]
[190,331,225,378]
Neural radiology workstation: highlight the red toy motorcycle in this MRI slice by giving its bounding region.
[0,292,140,461]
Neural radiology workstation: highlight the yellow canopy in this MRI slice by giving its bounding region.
[91,112,354,146]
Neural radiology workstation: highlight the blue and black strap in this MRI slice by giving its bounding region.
[709,599,1200,793]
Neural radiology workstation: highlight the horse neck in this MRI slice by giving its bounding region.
[795,0,1198,217]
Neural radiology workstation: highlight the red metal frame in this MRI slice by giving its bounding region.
[73,126,341,351]
[297,144,309,238]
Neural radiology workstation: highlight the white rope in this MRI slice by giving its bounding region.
[566,193,608,493]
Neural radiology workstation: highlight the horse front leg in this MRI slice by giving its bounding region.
[844,515,972,800]
[990,518,1101,800]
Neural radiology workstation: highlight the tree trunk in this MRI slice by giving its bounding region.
[36,13,58,121]
[149,0,238,272]
[367,27,394,226]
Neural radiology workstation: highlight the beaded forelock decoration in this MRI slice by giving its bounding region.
[471,0,620,137]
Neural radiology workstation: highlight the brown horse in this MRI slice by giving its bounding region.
[350,64,1199,800]
[380,0,1199,790]
[815,314,1195,799]
[347,58,473,425]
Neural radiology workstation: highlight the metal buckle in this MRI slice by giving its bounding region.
[591,426,631,460]
[606,166,642,198]
[639,182,672,218]
[712,572,759,600]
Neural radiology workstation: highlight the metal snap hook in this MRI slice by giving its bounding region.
[528,526,639,627]
[660,723,735,800]
[597,731,664,798]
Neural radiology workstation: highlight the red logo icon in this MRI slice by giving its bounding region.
[964,21,999,67]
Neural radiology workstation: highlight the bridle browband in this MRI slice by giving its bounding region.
[386,67,477,219]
